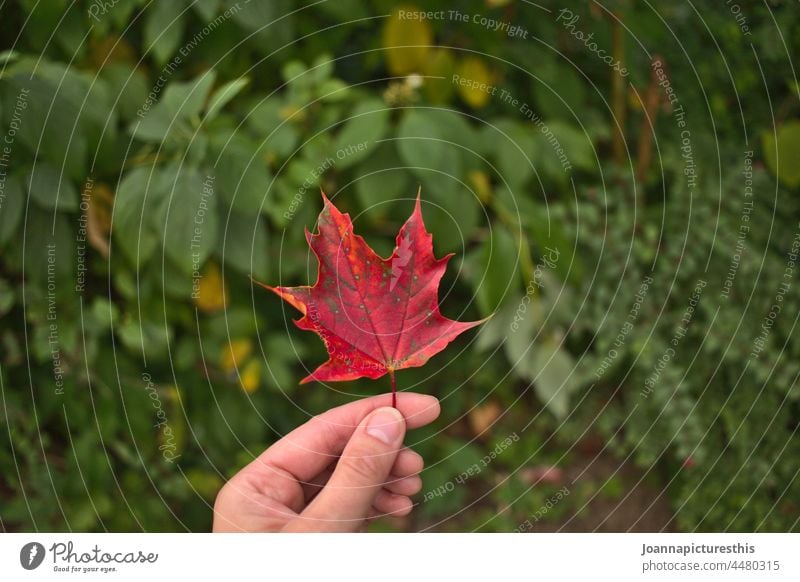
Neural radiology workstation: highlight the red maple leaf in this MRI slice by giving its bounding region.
[258,192,484,406]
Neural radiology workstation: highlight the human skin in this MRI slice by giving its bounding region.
[213,393,440,532]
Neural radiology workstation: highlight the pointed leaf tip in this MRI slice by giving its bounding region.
[261,191,484,386]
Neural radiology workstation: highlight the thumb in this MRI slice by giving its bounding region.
[286,406,406,532]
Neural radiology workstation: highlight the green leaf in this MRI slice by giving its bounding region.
[355,144,412,217]
[318,78,349,102]
[247,98,283,134]
[219,210,269,279]
[0,49,20,66]
[118,318,173,361]
[486,119,537,188]
[205,77,249,121]
[397,111,438,160]
[131,72,216,142]
[317,0,369,20]
[129,102,182,143]
[526,202,581,285]
[3,73,88,178]
[541,121,595,172]
[532,58,587,122]
[225,0,294,54]
[397,110,464,198]
[99,64,150,122]
[397,110,461,178]
[504,295,541,367]
[309,53,334,85]
[424,186,480,254]
[112,166,162,267]
[156,169,218,274]
[528,339,576,419]
[0,279,14,317]
[213,135,272,215]
[144,1,186,66]
[162,70,217,118]
[89,297,119,334]
[474,227,519,316]
[475,296,517,352]
[0,173,24,247]
[26,163,78,211]
[192,0,220,21]
[281,60,307,84]
[334,99,389,169]
[20,207,74,285]
[246,99,299,159]
[763,121,800,188]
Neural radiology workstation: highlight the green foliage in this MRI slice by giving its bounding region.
[1,0,799,533]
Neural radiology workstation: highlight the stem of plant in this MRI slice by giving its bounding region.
[389,369,397,408]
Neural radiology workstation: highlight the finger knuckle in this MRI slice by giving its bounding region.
[340,451,384,483]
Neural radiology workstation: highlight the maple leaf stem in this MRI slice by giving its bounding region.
[389,369,397,408]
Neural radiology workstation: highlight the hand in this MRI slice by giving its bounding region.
[212,392,440,532]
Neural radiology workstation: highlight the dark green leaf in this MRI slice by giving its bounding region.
[26,163,78,211]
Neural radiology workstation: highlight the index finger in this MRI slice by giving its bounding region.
[248,392,440,483]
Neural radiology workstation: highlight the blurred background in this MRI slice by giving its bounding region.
[1,0,799,532]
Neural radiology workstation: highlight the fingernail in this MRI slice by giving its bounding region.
[365,407,404,444]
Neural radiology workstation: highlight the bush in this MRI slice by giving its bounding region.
[0,0,798,532]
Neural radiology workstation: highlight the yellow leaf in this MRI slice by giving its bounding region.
[763,121,800,188]
[220,339,253,373]
[382,5,433,76]
[455,57,493,109]
[468,401,502,436]
[88,35,136,70]
[240,359,262,394]
[185,469,223,499]
[194,263,228,313]
[468,170,492,203]
[86,182,114,258]
[279,104,305,123]
[422,49,455,104]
